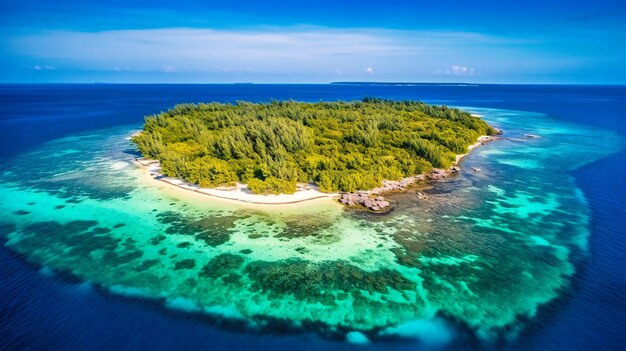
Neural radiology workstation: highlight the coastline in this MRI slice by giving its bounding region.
[456,135,497,164]
[134,134,499,208]
[135,159,340,207]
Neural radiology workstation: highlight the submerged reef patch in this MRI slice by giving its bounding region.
[156,211,241,247]
[245,259,415,300]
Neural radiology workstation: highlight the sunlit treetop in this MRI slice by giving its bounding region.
[132,98,497,193]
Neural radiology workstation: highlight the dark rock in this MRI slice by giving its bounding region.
[340,191,391,211]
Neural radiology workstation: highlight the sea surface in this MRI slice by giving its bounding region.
[0,84,624,350]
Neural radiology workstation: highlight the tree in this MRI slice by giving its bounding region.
[133,99,495,194]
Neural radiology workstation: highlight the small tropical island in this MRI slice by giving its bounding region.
[132,98,499,208]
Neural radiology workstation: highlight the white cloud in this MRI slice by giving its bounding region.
[450,65,476,75]
[432,65,477,76]
[14,28,406,75]
[33,64,56,71]
[10,27,535,81]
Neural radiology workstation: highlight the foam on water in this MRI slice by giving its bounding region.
[380,318,454,347]
[108,285,161,300]
[0,107,621,341]
[165,297,203,313]
[346,331,370,344]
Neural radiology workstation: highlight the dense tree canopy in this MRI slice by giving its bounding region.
[133,98,497,194]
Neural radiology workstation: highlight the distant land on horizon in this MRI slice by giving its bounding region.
[331,82,478,85]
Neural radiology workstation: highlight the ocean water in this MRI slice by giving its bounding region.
[0,84,625,350]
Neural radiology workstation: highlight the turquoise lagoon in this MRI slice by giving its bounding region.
[0,106,621,343]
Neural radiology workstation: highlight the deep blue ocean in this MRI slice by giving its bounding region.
[0,84,625,350]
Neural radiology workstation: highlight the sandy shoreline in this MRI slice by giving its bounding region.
[134,134,496,207]
[135,159,340,206]
[455,135,495,164]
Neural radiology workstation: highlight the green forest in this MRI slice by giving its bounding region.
[132,98,497,194]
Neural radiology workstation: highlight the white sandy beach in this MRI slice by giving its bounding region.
[455,135,495,164]
[135,159,340,206]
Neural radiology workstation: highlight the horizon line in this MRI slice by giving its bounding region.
[1,82,625,86]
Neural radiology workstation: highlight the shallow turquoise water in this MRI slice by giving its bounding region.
[0,106,621,343]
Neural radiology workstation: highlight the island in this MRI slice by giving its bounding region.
[132,98,499,208]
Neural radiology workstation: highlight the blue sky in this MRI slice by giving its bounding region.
[1,0,625,83]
